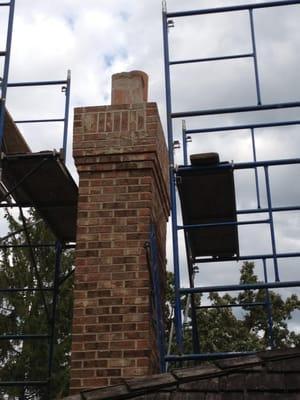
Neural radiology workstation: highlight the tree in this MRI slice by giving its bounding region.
[0,209,74,400]
[166,262,300,356]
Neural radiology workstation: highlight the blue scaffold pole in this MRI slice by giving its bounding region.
[0,0,15,149]
[162,0,184,352]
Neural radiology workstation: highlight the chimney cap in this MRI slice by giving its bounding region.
[111,70,148,105]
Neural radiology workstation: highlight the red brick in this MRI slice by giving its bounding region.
[101,315,123,323]
[105,112,112,132]
[121,111,129,131]
[111,323,136,332]
[110,340,135,350]
[83,359,108,368]
[72,351,96,360]
[83,113,98,133]
[98,298,122,306]
[98,113,106,131]
[97,350,122,358]
[108,358,135,368]
[73,334,97,342]
[137,358,150,367]
[93,324,111,333]
[72,343,84,351]
[71,361,82,369]
[69,379,82,389]
[72,369,95,378]
[82,378,109,387]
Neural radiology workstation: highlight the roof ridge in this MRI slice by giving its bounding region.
[64,347,300,400]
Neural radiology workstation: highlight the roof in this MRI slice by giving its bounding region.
[64,348,300,400]
[3,108,31,154]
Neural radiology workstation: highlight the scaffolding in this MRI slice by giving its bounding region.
[0,0,77,397]
[162,0,300,363]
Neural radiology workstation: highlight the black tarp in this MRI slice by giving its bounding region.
[176,153,239,259]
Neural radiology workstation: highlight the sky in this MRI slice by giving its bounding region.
[1,0,300,333]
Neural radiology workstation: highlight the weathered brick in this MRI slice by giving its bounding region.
[82,378,109,387]
[105,112,112,132]
[71,71,170,392]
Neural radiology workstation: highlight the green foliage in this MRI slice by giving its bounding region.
[167,262,300,356]
[0,209,74,399]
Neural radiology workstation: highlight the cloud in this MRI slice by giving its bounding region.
[1,0,300,341]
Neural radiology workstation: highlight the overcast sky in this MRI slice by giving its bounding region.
[1,0,300,330]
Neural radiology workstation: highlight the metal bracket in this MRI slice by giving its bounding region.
[168,19,175,29]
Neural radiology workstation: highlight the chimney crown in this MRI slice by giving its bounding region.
[111,70,148,105]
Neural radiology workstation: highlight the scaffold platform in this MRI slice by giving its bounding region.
[1,151,78,242]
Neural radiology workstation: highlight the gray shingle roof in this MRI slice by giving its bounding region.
[64,348,300,400]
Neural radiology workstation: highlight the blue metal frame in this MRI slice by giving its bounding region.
[0,0,71,162]
[0,0,15,147]
[167,0,300,18]
[180,281,300,295]
[0,155,75,394]
[7,71,71,162]
[147,225,166,372]
[262,259,274,348]
[48,241,62,383]
[162,0,183,351]
[171,101,300,119]
[162,0,300,363]
[62,70,71,161]
[0,2,74,395]
[185,119,300,135]
[251,128,261,208]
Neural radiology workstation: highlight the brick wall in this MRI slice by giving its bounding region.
[69,72,170,393]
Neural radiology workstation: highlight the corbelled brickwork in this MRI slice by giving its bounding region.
[70,71,170,393]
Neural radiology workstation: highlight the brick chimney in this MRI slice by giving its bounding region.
[70,71,170,393]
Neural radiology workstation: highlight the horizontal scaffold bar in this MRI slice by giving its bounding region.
[171,101,300,119]
[0,334,50,340]
[167,0,300,18]
[185,119,300,135]
[0,202,77,208]
[237,205,300,214]
[177,157,300,171]
[180,281,300,294]
[0,380,48,387]
[195,251,300,263]
[7,80,67,87]
[177,218,269,230]
[14,118,64,124]
[197,302,266,309]
[0,3,11,7]
[170,52,253,65]
[0,287,54,293]
[165,351,255,362]
[0,243,56,248]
